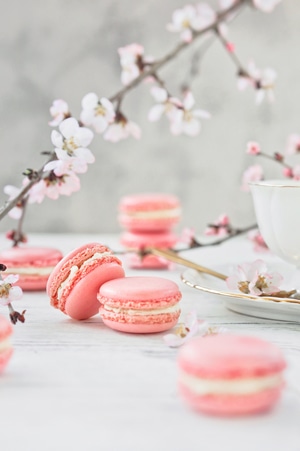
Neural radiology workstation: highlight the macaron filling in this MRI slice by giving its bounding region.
[4,267,55,276]
[101,303,181,316]
[57,251,112,300]
[123,208,181,219]
[179,372,284,395]
[0,338,12,353]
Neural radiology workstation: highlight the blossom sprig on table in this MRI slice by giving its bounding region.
[0,0,282,246]
[226,259,296,298]
[163,311,228,348]
[0,264,25,324]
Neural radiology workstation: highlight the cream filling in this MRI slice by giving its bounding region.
[57,252,112,300]
[179,371,283,395]
[124,208,181,219]
[0,338,11,353]
[102,303,180,316]
[5,266,54,276]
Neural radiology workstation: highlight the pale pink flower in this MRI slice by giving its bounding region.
[51,118,95,173]
[252,0,282,13]
[3,185,23,220]
[290,166,300,181]
[241,164,264,191]
[248,229,269,253]
[226,259,283,296]
[80,93,115,134]
[247,141,261,155]
[49,99,69,127]
[179,227,196,245]
[170,91,210,137]
[219,0,238,10]
[167,3,216,42]
[118,43,144,86]
[285,134,300,156]
[283,167,293,178]
[205,214,230,236]
[0,274,23,306]
[104,115,141,142]
[238,61,276,104]
[28,171,80,202]
[148,87,182,122]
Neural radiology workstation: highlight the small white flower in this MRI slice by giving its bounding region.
[104,115,141,142]
[3,185,23,219]
[0,274,23,306]
[49,99,69,127]
[118,43,144,86]
[170,91,210,137]
[148,87,181,122]
[80,93,115,134]
[252,0,282,13]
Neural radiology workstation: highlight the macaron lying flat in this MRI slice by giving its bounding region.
[0,246,63,291]
[0,315,13,373]
[47,243,125,320]
[120,230,178,269]
[178,334,286,416]
[118,193,181,232]
[98,276,181,333]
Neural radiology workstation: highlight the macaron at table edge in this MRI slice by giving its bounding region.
[177,334,286,416]
[0,315,14,373]
[0,246,63,291]
[98,276,182,333]
[47,242,125,320]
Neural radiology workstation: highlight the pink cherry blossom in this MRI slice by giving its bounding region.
[179,227,196,245]
[80,93,115,134]
[118,43,144,86]
[0,274,23,306]
[247,141,261,155]
[248,229,269,253]
[205,214,231,236]
[51,118,95,173]
[241,164,264,191]
[285,134,300,155]
[226,259,283,296]
[170,91,210,137]
[148,87,182,122]
[49,99,69,127]
[290,166,300,181]
[104,114,141,142]
[252,0,282,13]
[28,171,80,202]
[283,167,293,178]
[238,61,277,104]
[3,185,23,220]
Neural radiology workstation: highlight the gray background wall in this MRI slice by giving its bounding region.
[0,0,298,235]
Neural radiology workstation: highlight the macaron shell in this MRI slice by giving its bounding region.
[0,315,13,373]
[101,317,179,334]
[123,253,170,269]
[64,262,125,320]
[120,230,178,249]
[119,193,180,212]
[119,215,179,232]
[0,348,13,373]
[179,383,284,416]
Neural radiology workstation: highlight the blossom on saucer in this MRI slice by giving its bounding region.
[241,164,264,191]
[170,91,210,137]
[0,274,23,306]
[104,113,141,142]
[49,99,69,127]
[248,229,269,253]
[80,93,115,134]
[285,134,300,155]
[252,0,282,13]
[51,117,95,173]
[226,259,283,296]
[163,311,227,348]
[167,3,216,42]
[247,141,261,155]
[205,214,231,236]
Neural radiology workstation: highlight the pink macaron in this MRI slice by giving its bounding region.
[98,276,181,333]
[178,334,286,416]
[47,242,125,320]
[118,193,181,232]
[0,315,13,373]
[120,230,178,269]
[0,246,63,291]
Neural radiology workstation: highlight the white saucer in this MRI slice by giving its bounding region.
[181,267,300,322]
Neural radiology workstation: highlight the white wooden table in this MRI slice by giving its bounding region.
[1,233,299,451]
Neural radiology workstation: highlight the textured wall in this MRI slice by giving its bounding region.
[0,0,297,235]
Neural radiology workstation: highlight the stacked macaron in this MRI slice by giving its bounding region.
[118,193,181,269]
[0,315,13,373]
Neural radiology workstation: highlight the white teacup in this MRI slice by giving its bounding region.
[250,179,300,267]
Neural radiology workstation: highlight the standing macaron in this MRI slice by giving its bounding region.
[0,246,63,291]
[47,243,125,320]
[178,334,286,416]
[98,276,181,333]
[0,315,13,373]
[118,193,181,232]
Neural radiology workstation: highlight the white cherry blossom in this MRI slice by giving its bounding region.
[118,43,144,86]
[241,164,264,191]
[104,115,141,142]
[238,61,277,104]
[49,99,69,127]
[29,172,81,202]
[148,87,181,122]
[80,93,115,134]
[3,185,23,219]
[285,134,300,155]
[170,91,210,136]
[0,274,23,306]
[252,0,282,13]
